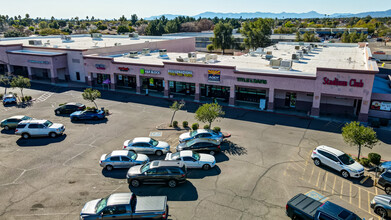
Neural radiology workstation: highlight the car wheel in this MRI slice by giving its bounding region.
[168,179,177,188]
[131,179,140,187]
[314,158,321,166]
[375,207,388,218]
[202,164,211,170]
[385,186,391,195]
[106,165,113,171]
[341,170,350,178]
[49,132,57,138]
[4,125,9,130]
[22,133,30,139]
[155,150,163,156]
[209,150,215,156]
[55,110,61,115]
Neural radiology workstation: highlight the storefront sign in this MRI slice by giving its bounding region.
[322,77,364,88]
[208,70,221,82]
[237,77,267,84]
[168,70,193,77]
[140,69,160,75]
[95,64,106,70]
[371,101,391,111]
[28,60,50,64]
[118,67,129,72]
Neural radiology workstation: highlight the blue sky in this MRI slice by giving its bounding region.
[0,0,389,19]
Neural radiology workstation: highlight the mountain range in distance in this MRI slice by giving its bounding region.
[144,9,391,20]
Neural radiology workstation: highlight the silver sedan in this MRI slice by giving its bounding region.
[371,194,391,218]
[100,150,149,171]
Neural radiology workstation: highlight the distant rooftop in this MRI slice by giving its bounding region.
[107,43,368,76]
[0,34,188,50]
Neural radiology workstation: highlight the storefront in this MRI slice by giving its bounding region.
[0,64,6,74]
[116,74,137,90]
[201,84,230,102]
[169,81,195,96]
[235,86,267,107]
[12,66,28,77]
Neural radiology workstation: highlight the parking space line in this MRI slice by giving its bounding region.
[340,181,344,199]
[349,183,352,203]
[308,166,315,183]
[358,188,361,209]
[332,176,336,195]
[368,191,371,214]
[375,186,378,195]
[323,172,328,191]
[316,170,321,187]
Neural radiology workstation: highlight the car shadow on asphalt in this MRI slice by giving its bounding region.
[215,152,229,163]
[316,164,374,188]
[71,118,108,124]
[221,140,247,156]
[186,165,221,179]
[16,134,67,146]
[102,168,128,179]
[1,129,15,135]
[129,181,198,201]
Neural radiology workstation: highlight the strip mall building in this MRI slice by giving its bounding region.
[1,34,390,122]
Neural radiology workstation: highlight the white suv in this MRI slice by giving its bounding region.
[15,119,65,139]
[3,94,17,104]
[311,145,364,178]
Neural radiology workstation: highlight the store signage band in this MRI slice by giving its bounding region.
[28,60,50,64]
[323,77,364,88]
[118,67,129,72]
[208,70,221,82]
[140,69,161,75]
[168,70,193,77]
[237,77,267,84]
[95,64,106,70]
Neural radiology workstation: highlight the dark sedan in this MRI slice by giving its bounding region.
[55,103,85,115]
[70,109,105,121]
[176,139,221,155]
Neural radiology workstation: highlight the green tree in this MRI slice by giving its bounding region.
[119,15,127,23]
[342,121,379,160]
[38,21,48,29]
[0,74,11,94]
[117,25,129,34]
[169,100,185,127]
[295,31,302,42]
[165,20,179,33]
[131,14,138,26]
[4,29,25,38]
[10,76,30,99]
[211,22,234,55]
[241,18,273,50]
[341,32,348,43]
[82,88,101,108]
[195,103,225,128]
[207,44,214,52]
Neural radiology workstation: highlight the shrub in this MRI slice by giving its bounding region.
[213,127,221,132]
[371,120,380,128]
[182,121,188,127]
[359,158,371,167]
[59,103,66,106]
[203,125,210,129]
[379,118,389,126]
[0,94,3,99]
[192,123,199,130]
[173,121,178,128]
[13,93,17,97]
[368,153,381,165]
[104,109,110,115]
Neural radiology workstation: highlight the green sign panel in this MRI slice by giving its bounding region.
[237,77,267,84]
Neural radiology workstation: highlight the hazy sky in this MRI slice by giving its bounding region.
[0,0,390,19]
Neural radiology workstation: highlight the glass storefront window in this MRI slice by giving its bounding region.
[201,84,229,101]
[142,77,164,92]
[235,87,266,103]
[116,74,136,88]
[169,81,195,95]
[97,73,109,85]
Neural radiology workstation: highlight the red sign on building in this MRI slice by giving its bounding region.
[119,67,129,72]
[323,77,364,88]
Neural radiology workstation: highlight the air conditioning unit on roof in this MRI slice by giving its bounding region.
[28,40,43,46]
[279,60,293,71]
[128,51,138,58]
[269,58,282,69]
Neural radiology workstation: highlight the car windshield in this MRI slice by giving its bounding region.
[141,162,150,173]
[127,151,137,160]
[338,154,355,165]
[43,120,53,127]
[22,116,32,120]
[193,152,200,161]
[190,130,199,137]
[95,196,108,213]
[149,138,159,146]
[171,152,180,160]
[105,153,111,159]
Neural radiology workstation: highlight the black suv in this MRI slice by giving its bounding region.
[379,170,391,195]
[54,102,85,115]
[176,139,221,155]
[126,160,187,188]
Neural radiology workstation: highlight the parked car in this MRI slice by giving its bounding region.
[176,139,221,155]
[54,102,85,115]
[178,129,226,143]
[370,194,391,218]
[165,150,216,170]
[379,161,391,173]
[126,160,186,188]
[2,93,17,105]
[378,170,391,195]
[80,192,168,220]
[15,119,65,139]
[1,115,32,130]
[70,109,105,121]
[286,193,361,220]
[311,145,364,178]
[123,137,170,156]
[100,150,149,171]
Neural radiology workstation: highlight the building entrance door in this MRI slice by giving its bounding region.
[285,92,297,108]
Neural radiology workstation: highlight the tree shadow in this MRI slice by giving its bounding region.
[71,118,108,124]
[129,181,198,201]
[102,168,128,179]
[16,102,33,108]
[220,140,247,156]
[214,152,229,163]
[16,134,67,147]
[186,165,221,179]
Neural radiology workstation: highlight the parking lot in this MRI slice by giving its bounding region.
[0,84,390,220]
